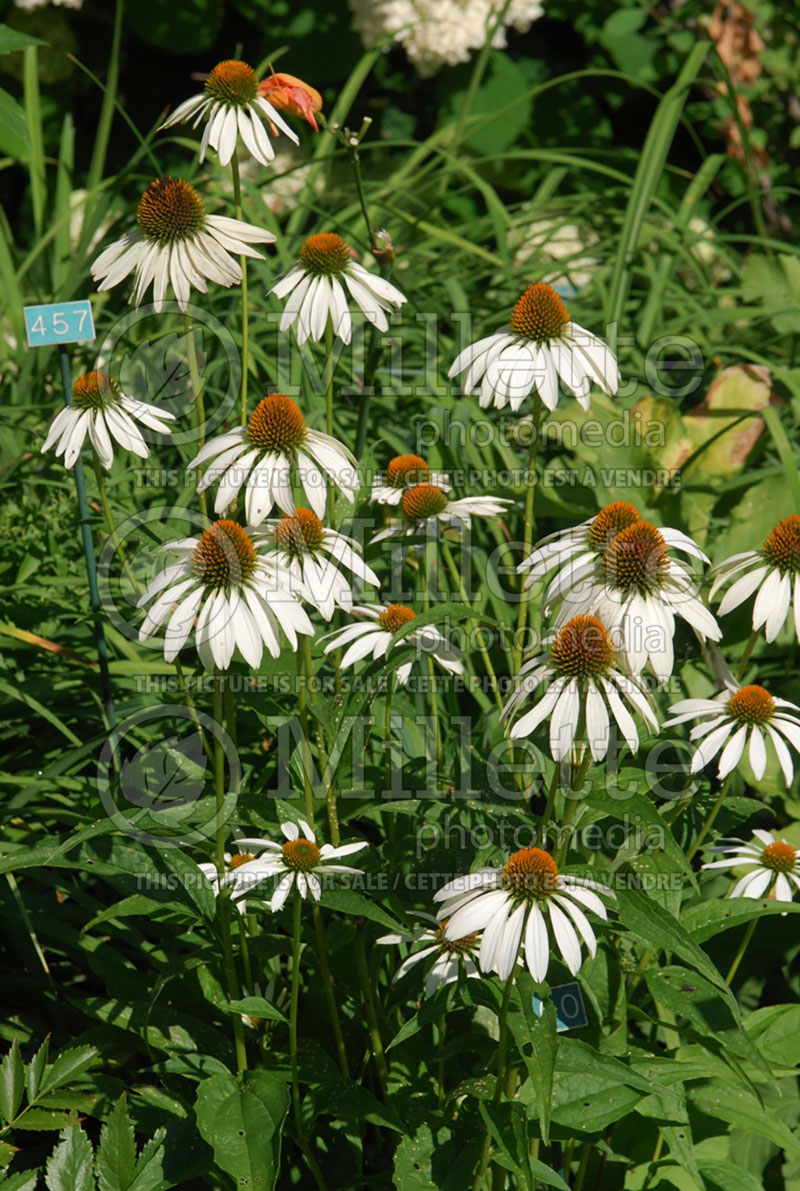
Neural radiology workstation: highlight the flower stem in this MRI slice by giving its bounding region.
[555,750,592,866]
[735,629,760,681]
[230,148,249,427]
[354,924,389,1097]
[419,542,442,778]
[311,903,350,1078]
[91,454,140,593]
[512,397,543,675]
[686,771,734,862]
[384,671,395,800]
[290,889,304,1129]
[573,1140,592,1190]
[324,320,336,525]
[296,644,316,831]
[213,673,247,1074]
[436,1013,446,1109]
[301,635,338,845]
[184,312,208,523]
[725,917,758,985]
[440,540,504,715]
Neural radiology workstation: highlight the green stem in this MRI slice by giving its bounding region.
[573,1141,591,1191]
[539,764,562,840]
[92,454,140,593]
[384,671,395,800]
[735,629,760,681]
[350,149,374,246]
[419,544,442,778]
[230,149,250,427]
[213,674,247,1074]
[324,320,336,525]
[354,925,389,1097]
[290,890,304,1129]
[725,917,758,985]
[686,771,734,862]
[184,312,208,523]
[555,750,592,865]
[437,1013,446,1109]
[296,644,316,830]
[312,903,350,1078]
[300,636,337,844]
[512,398,543,675]
[440,540,504,714]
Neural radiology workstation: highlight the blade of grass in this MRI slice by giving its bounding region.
[85,0,123,197]
[53,113,74,293]
[23,46,45,241]
[606,41,709,344]
[762,406,800,513]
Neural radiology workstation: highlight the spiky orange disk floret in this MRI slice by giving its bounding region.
[602,521,669,594]
[273,508,325,555]
[502,847,560,900]
[550,615,615,678]
[727,684,775,725]
[401,483,449,520]
[587,501,642,552]
[71,370,121,411]
[378,604,416,633]
[137,177,205,244]
[299,233,351,276]
[761,841,797,873]
[281,838,321,870]
[386,454,430,488]
[191,520,258,590]
[762,515,800,574]
[246,394,307,453]
[509,283,570,343]
[204,60,259,106]
[230,853,254,868]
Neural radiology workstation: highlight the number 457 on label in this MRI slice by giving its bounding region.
[24,299,96,348]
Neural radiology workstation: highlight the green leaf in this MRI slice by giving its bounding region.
[586,785,697,891]
[0,1172,40,1191]
[0,26,45,53]
[0,1040,24,1124]
[26,1037,50,1102]
[319,887,403,932]
[508,983,559,1144]
[478,1102,533,1190]
[128,1130,167,1191]
[550,1039,665,1133]
[697,1159,765,1191]
[45,1125,95,1191]
[688,1080,800,1157]
[194,1070,288,1191]
[681,896,800,943]
[617,889,736,1012]
[95,1097,136,1191]
[14,1109,75,1131]
[387,986,453,1051]
[743,1003,800,1070]
[41,1048,99,1096]
[81,896,171,933]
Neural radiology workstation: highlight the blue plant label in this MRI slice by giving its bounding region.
[24,300,96,347]
[532,982,588,1032]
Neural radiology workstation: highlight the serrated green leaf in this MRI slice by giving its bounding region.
[45,1125,95,1191]
[95,1097,135,1191]
[195,1070,288,1191]
[14,1109,75,1131]
[26,1037,49,1102]
[41,1048,99,1096]
[0,1170,40,1191]
[128,1129,166,1191]
[0,1040,24,1124]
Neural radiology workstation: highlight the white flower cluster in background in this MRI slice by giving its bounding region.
[349,0,545,76]
[14,0,82,9]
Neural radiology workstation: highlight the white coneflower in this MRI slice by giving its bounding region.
[448,282,619,413]
[434,848,614,982]
[709,515,800,643]
[91,176,276,312]
[159,59,299,166]
[255,508,380,620]
[137,519,313,670]
[271,232,406,345]
[503,614,658,761]
[551,520,720,681]
[189,393,358,523]
[519,502,708,607]
[370,454,451,506]
[320,603,463,685]
[665,683,800,784]
[228,819,367,911]
[371,482,511,542]
[197,851,258,914]
[41,370,175,470]
[377,912,480,996]
[702,830,800,903]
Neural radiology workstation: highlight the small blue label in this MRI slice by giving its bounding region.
[24,300,95,347]
[532,982,588,1032]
